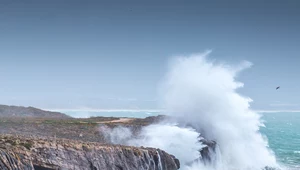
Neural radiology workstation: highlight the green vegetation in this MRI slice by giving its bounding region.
[0,115,165,143]
[21,142,33,150]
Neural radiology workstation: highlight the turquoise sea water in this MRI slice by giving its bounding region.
[63,110,300,168]
[260,112,300,169]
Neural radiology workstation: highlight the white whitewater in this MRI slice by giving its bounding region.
[159,51,278,170]
[100,51,280,170]
[157,151,163,170]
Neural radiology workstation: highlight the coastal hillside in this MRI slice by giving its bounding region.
[0,105,69,118]
[0,115,165,142]
[0,109,181,170]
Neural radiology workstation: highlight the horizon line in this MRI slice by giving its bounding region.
[46,108,164,113]
[44,108,300,113]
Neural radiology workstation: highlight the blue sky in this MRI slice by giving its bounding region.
[0,0,300,111]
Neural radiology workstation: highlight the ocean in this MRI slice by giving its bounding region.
[62,110,300,169]
[260,112,300,169]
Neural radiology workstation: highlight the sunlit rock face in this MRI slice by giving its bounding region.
[0,135,179,170]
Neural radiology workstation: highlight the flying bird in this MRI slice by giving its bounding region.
[276,86,280,90]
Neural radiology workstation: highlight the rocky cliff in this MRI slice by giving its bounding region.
[0,149,34,169]
[0,135,179,170]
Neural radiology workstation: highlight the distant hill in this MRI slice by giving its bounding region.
[0,105,69,118]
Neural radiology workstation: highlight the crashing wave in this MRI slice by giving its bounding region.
[100,51,282,170]
[159,51,279,170]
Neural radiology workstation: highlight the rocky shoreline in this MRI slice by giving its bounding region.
[0,105,181,170]
[0,105,281,170]
[0,135,179,170]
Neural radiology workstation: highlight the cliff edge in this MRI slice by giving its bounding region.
[0,135,180,170]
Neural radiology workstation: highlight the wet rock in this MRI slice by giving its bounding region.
[199,138,217,164]
[186,138,217,166]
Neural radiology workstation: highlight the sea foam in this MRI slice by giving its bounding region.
[158,51,278,169]
[101,51,279,170]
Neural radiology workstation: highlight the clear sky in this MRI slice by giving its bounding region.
[0,0,299,111]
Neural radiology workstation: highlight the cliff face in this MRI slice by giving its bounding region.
[0,135,179,170]
[0,149,34,170]
[31,145,179,170]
